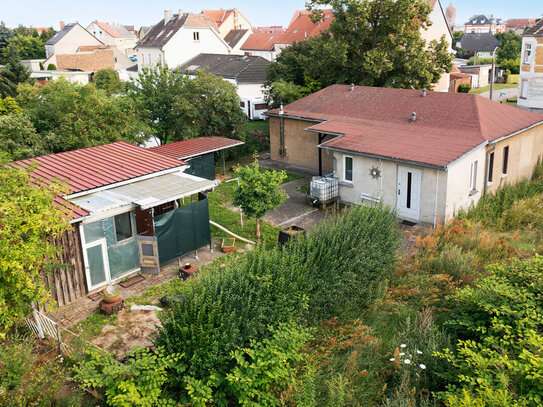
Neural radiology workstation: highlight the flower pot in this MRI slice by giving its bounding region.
[221,237,236,253]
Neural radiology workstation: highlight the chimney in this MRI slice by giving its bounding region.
[279,103,284,115]
[422,88,427,97]
[349,83,355,92]
[164,10,174,22]
[411,112,417,122]
[178,9,183,16]
[59,21,65,29]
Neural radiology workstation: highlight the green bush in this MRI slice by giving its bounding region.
[437,256,543,406]
[467,57,493,66]
[0,333,36,393]
[155,204,401,404]
[458,84,471,93]
[73,347,181,406]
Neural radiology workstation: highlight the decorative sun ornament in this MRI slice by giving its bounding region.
[369,166,381,179]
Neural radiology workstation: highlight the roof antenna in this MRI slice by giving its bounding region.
[422,88,427,97]
[279,103,284,115]
[411,112,417,122]
[349,83,355,92]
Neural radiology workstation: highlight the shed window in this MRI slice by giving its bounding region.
[240,101,245,108]
[254,103,267,110]
[114,212,133,242]
[502,146,509,175]
[193,31,200,41]
[344,156,353,182]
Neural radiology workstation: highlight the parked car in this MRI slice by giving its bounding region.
[129,55,137,62]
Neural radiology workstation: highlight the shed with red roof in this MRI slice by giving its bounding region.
[265,84,543,225]
[15,141,217,305]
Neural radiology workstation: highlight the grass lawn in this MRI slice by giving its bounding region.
[469,83,517,94]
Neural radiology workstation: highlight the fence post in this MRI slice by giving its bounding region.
[56,324,63,355]
[32,303,45,339]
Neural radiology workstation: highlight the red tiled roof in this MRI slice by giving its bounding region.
[267,85,543,168]
[241,32,276,50]
[150,137,244,160]
[94,21,122,38]
[506,18,537,29]
[276,9,333,45]
[202,9,234,27]
[13,142,187,219]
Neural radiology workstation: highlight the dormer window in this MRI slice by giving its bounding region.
[193,31,200,41]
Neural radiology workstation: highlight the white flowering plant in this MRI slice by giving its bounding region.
[389,344,427,379]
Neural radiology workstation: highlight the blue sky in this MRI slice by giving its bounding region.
[1,0,542,30]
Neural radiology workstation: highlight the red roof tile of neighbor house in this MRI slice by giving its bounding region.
[202,9,234,27]
[276,9,334,44]
[94,21,122,38]
[241,32,276,50]
[150,137,244,160]
[267,85,543,168]
[506,18,537,29]
[13,142,186,218]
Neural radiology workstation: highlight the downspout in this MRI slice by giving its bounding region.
[484,142,497,197]
[324,147,336,177]
[279,104,286,157]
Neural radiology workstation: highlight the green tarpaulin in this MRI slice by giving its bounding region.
[154,199,211,265]
[184,153,215,180]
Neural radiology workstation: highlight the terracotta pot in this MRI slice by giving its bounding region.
[102,295,121,304]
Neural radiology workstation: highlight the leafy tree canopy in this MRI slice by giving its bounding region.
[0,113,44,160]
[17,78,148,154]
[93,68,122,95]
[5,34,45,60]
[0,159,70,337]
[0,21,12,61]
[496,30,523,63]
[233,158,288,241]
[266,0,453,100]
[0,96,21,115]
[130,65,246,145]
[0,45,33,98]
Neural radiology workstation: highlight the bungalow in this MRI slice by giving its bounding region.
[14,142,219,306]
[457,32,500,59]
[265,85,543,225]
[178,53,270,120]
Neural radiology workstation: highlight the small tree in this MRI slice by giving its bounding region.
[233,158,288,242]
[0,159,69,337]
[93,68,122,95]
[0,45,32,98]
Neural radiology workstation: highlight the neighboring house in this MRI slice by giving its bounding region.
[137,26,152,40]
[464,15,506,34]
[21,59,45,71]
[458,32,500,59]
[506,18,537,34]
[202,9,252,38]
[77,45,134,70]
[265,85,543,225]
[518,19,543,113]
[240,32,277,61]
[135,11,231,70]
[150,136,244,180]
[87,21,138,55]
[31,70,93,85]
[224,29,252,54]
[14,141,218,306]
[45,23,103,58]
[179,53,270,120]
[43,48,115,72]
[273,9,334,53]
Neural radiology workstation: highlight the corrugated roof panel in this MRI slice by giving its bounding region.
[150,136,244,159]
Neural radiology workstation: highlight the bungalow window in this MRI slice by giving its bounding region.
[488,152,494,183]
[114,212,133,242]
[240,101,245,108]
[254,103,268,110]
[502,146,509,175]
[470,160,478,192]
[344,156,353,182]
[193,31,200,41]
[524,44,532,64]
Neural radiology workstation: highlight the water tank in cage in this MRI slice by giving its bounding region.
[310,177,339,202]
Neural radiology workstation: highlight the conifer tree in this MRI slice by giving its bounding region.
[0,45,32,98]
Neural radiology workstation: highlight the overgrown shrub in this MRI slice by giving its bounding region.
[155,204,401,404]
[458,84,471,93]
[437,256,543,406]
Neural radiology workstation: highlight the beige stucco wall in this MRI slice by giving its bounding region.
[47,24,102,58]
[445,145,486,218]
[518,37,543,110]
[332,151,448,225]
[487,124,543,194]
[269,116,333,173]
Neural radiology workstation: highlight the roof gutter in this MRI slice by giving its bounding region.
[264,112,324,123]
[491,120,543,144]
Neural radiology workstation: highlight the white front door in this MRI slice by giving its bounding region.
[397,166,422,221]
[83,238,111,291]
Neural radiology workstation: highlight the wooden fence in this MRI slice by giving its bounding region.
[42,224,87,307]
